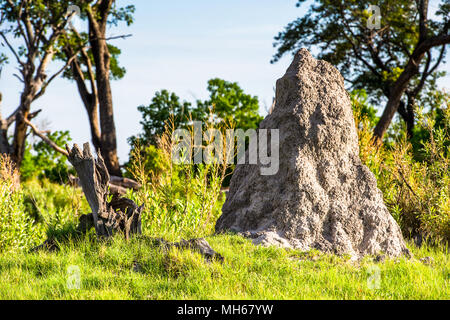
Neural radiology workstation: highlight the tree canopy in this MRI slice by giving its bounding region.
[130,78,264,147]
[273,0,450,140]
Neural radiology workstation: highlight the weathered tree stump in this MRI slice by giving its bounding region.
[66,143,143,239]
[33,143,222,263]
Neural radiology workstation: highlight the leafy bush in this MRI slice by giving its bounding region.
[0,155,43,252]
[127,119,232,240]
[354,90,450,244]
[22,178,90,239]
[124,141,170,182]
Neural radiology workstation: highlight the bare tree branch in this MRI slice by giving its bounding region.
[33,53,80,102]
[426,44,446,76]
[0,31,25,67]
[23,116,69,157]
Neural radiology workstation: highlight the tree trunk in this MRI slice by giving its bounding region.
[66,143,142,238]
[373,53,425,141]
[373,33,450,141]
[0,95,11,154]
[87,2,122,177]
[0,126,9,154]
[66,48,102,151]
[11,91,34,166]
[11,46,54,167]
[397,100,415,138]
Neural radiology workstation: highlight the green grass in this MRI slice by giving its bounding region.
[0,176,448,300]
[0,233,448,299]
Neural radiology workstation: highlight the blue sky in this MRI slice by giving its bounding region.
[0,0,448,163]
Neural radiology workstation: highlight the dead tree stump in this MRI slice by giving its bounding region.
[66,143,143,239]
[31,142,222,262]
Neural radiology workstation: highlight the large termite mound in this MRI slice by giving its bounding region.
[215,49,409,259]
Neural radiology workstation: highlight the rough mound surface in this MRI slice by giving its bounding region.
[215,49,409,259]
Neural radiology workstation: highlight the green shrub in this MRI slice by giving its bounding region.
[124,142,169,182]
[21,178,90,239]
[127,119,231,240]
[354,91,450,244]
[0,156,43,252]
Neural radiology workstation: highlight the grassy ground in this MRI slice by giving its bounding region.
[0,233,448,299]
[0,179,448,300]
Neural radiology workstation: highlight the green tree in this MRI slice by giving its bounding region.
[129,90,201,147]
[130,78,263,146]
[273,0,450,141]
[198,78,263,130]
[127,79,263,179]
[54,0,135,176]
[0,0,132,176]
[0,0,74,166]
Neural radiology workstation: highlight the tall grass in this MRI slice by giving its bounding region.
[0,152,92,253]
[127,117,233,240]
[0,155,42,252]
[354,95,450,245]
[21,178,90,239]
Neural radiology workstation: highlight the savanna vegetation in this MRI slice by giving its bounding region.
[0,0,448,300]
